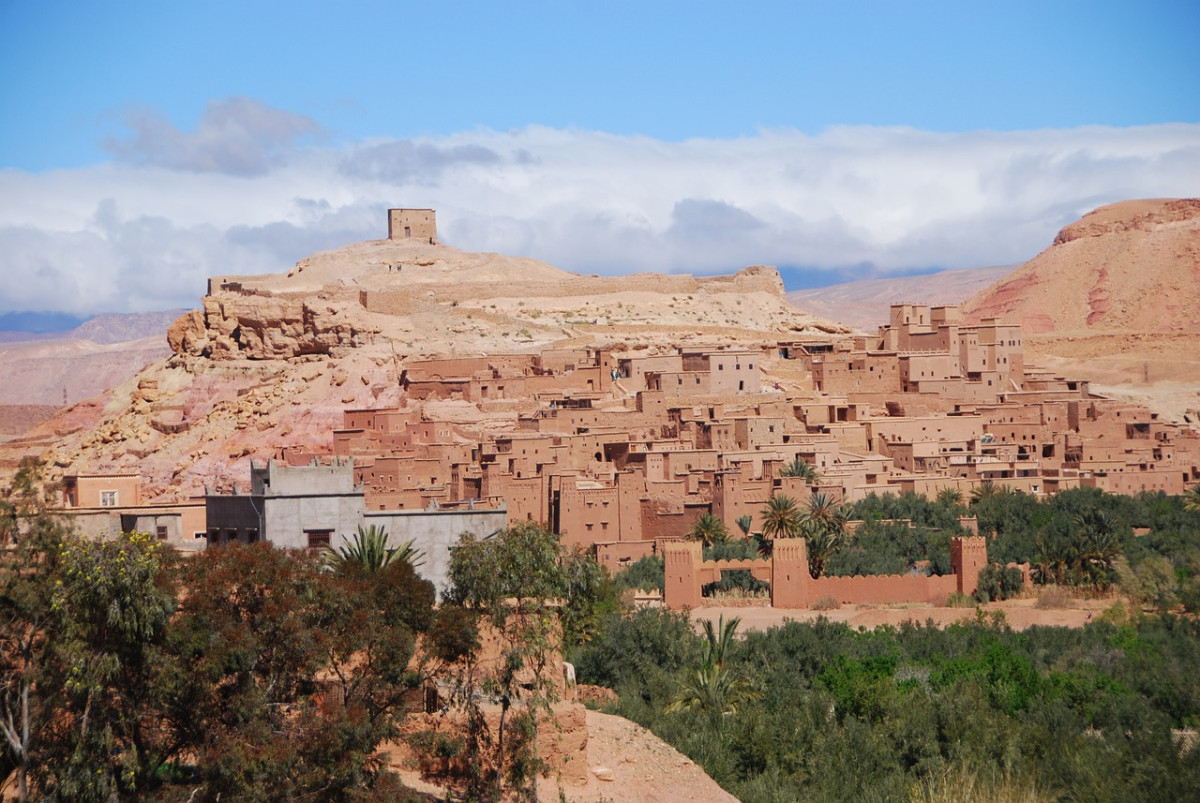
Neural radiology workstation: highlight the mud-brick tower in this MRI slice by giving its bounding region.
[951,536,989,596]
[387,208,438,244]
[663,541,703,610]
[771,538,810,609]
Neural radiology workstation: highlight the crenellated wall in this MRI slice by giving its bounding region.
[664,535,989,610]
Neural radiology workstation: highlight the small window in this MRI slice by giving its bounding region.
[307,531,332,549]
[155,526,168,541]
[100,490,118,507]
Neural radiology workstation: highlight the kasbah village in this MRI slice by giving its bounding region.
[8,199,1200,800]
[37,206,1200,609]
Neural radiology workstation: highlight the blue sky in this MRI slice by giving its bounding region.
[1,1,1197,315]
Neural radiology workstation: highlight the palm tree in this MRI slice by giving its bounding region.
[1072,509,1121,588]
[936,487,965,510]
[735,515,753,539]
[324,524,424,573]
[779,458,821,484]
[666,616,761,716]
[801,492,846,579]
[970,480,1004,506]
[759,494,803,540]
[1184,484,1200,513]
[687,513,728,549]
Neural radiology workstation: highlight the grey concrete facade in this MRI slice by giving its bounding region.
[207,460,506,592]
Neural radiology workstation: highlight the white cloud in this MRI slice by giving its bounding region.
[1,111,1197,314]
[101,97,323,176]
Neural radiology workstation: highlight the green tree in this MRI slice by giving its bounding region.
[1072,508,1121,587]
[37,532,177,801]
[970,480,1005,506]
[0,465,70,802]
[760,494,803,540]
[687,512,728,548]
[445,523,572,801]
[1117,556,1179,612]
[735,514,753,538]
[936,487,965,510]
[167,543,431,799]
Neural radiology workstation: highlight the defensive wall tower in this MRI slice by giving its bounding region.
[951,535,988,596]
[388,208,438,243]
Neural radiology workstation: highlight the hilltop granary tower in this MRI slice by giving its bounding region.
[388,208,438,244]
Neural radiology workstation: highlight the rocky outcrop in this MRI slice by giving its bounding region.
[6,236,846,498]
[962,198,1200,334]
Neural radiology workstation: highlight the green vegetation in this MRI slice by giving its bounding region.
[4,457,1200,801]
[588,486,1200,800]
[574,608,1200,802]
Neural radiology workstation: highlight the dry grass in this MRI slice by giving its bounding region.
[910,761,1058,803]
[1035,586,1072,609]
[946,592,977,609]
[811,596,841,611]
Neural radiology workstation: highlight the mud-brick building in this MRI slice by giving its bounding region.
[57,473,207,552]
[387,208,437,243]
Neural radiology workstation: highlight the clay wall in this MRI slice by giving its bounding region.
[868,416,982,449]
[704,351,761,395]
[482,469,548,525]
[1084,469,1185,495]
[711,471,773,534]
[618,354,684,390]
[916,376,1004,404]
[664,535,989,609]
[595,540,657,575]
[813,352,901,394]
[555,483,623,549]
[735,417,786,448]
[63,473,142,508]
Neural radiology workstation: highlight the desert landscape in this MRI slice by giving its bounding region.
[1,200,1197,802]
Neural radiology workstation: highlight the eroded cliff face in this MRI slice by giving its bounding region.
[169,295,378,360]
[16,238,844,499]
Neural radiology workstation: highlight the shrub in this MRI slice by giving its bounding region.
[1036,586,1071,609]
[947,592,976,608]
[702,569,770,597]
[614,555,665,594]
[974,563,1024,603]
[812,596,841,611]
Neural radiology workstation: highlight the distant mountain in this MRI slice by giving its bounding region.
[0,312,88,341]
[962,199,1200,334]
[0,310,189,345]
[0,310,184,419]
[67,310,190,345]
[787,265,1015,331]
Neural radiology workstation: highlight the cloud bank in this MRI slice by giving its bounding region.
[1,98,1196,315]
